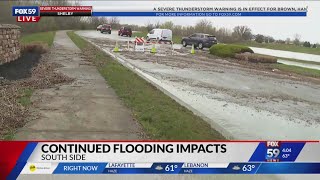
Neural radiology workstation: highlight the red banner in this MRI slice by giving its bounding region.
[40,6,92,12]
[16,16,41,22]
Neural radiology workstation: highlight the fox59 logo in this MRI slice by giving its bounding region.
[265,141,281,162]
[12,6,39,16]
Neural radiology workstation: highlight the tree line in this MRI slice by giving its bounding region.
[254,33,317,48]
[125,20,318,47]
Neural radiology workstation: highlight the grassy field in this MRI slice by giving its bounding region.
[238,41,320,55]
[132,31,182,44]
[21,31,56,46]
[132,31,147,38]
[252,54,320,78]
[277,57,320,66]
[68,31,225,140]
[273,63,320,78]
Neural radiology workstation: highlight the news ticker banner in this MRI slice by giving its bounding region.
[1,141,320,179]
[12,3,308,22]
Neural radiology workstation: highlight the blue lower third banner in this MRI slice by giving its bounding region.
[4,141,319,178]
[51,162,320,174]
[92,12,307,17]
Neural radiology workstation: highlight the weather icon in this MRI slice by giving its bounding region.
[232,165,241,171]
[155,165,163,170]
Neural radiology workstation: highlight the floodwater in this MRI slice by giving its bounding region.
[77,31,320,140]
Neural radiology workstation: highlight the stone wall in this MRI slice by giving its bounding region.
[0,24,21,65]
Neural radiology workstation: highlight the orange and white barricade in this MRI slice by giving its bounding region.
[134,37,146,52]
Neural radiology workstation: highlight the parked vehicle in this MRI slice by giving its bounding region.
[96,25,102,31]
[118,27,132,37]
[181,33,217,49]
[146,29,172,41]
[100,24,112,34]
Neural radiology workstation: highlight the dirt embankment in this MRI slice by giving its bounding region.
[0,51,73,139]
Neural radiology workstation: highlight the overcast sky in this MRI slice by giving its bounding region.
[82,1,320,43]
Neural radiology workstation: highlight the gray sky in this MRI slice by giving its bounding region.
[82,1,320,43]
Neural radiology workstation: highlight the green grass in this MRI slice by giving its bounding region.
[209,44,253,58]
[132,31,147,38]
[277,57,320,66]
[3,132,15,140]
[273,63,320,78]
[67,31,87,49]
[18,88,33,106]
[132,31,181,44]
[67,31,225,140]
[21,31,56,46]
[238,41,320,55]
[172,35,182,44]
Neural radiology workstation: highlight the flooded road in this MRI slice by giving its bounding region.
[77,31,320,140]
[121,60,320,140]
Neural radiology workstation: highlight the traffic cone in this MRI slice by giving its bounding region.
[191,44,195,54]
[151,43,157,53]
[113,41,119,52]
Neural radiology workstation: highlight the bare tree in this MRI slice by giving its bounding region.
[154,21,161,28]
[160,21,174,29]
[145,21,154,31]
[232,26,252,41]
[216,27,233,43]
[109,17,120,28]
[195,19,213,34]
[293,34,301,46]
[285,38,291,44]
[196,19,212,28]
